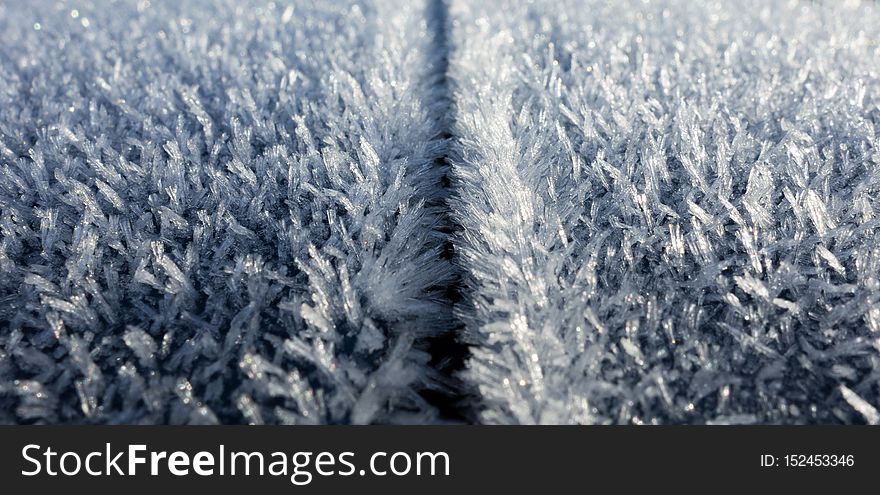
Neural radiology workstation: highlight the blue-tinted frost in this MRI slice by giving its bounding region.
[448,0,880,424]
[2,0,879,425]
[0,0,451,424]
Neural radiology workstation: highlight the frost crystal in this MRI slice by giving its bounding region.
[447,0,880,424]
[2,0,879,425]
[0,0,451,424]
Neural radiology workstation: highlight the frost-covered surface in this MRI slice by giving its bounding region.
[3,0,880,426]
[448,0,880,424]
[0,0,451,424]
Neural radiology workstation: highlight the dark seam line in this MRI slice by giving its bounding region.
[419,0,474,423]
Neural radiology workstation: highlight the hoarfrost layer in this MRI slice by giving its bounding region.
[0,0,451,424]
[448,0,880,424]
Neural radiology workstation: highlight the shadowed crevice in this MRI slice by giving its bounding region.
[419,0,475,423]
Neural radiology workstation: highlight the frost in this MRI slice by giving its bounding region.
[123,326,158,368]
[448,0,880,424]
[2,0,878,425]
[840,386,879,425]
[0,0,451,424]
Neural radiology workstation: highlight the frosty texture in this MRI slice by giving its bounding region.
[3,0,880,425]
[447,0,880,424]
[0,0,451,424]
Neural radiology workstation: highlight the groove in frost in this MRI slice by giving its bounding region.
[2,0,880,426]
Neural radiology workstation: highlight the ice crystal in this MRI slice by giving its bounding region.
[2,0,879,425]
[447,0,880,424]
[0,0,451,424]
